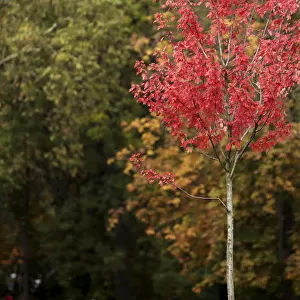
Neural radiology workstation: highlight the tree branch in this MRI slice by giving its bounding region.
[45,22,57,34]
[0,45,41,68]
[217,28,226,66]
[230,123,259,177]
[208,134,228,171]
[0,53,18,67]
[243,17,270,79]
[240,126,251,141]
[256,110,271,133]
[225,24,234,66]
[195,149,219,161]
[191,102,225,168]
[243,11,254,44]
[172,183,229,212]
[197,40,208,59]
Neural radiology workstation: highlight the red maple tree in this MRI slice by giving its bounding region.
[130,1,299,299]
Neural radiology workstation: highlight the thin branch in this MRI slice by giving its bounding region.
[197,40,208,59]
[208,134,228,171]
[172,183,229,212]
[231,103,239,122]
[195,149,218,161]
[219,143,226,158]
[263,17,270,36]
[238,124,257,159]
[0,44,41,68]
[256,110,271,133]
[250,17,270,65]
[243,17,270,79]
[45,22,57,34]
[217,29,226,66]
[229,151,239,179]
[230,123,259,177]
[0,53,18,67]
[191,102,225,168]
[251,80,263,104]
[243,11,254,44]
[225,24,234,66]
[240,126,251,141]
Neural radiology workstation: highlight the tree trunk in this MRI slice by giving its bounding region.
[226,173,234,300]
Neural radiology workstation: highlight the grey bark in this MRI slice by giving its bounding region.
[226,173,234,300]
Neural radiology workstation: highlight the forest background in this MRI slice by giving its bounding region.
[0,1,299,300]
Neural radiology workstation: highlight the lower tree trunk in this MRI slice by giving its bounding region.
[226,173,234,300]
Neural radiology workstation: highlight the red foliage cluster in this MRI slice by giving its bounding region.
[130,0,299,152]
[130,153,175,186]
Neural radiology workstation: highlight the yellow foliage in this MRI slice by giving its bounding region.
[246,35,259,56]
[109,115,300,295]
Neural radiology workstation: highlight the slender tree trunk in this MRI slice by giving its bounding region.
[226,173,234,300]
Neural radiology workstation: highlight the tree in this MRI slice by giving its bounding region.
[129,1,299,299]
[117,116,299,299]
[0,0,158,299]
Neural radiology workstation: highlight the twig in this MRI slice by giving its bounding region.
[45,23,57,34]
[256,110,271,133]
[240,126,251,141]
[243,11,254,45]
[195,149,218,161]
[250,17,270,65]
[225,24,234,66]
[243,17,270,79]
[0,45,41,68]
[219,143,226,158]
[208,134,228,171]
[197,40,208,59]
[217,29,226,66]
[173,183,229,212]
[0,53,18,67]
[230,123,259,177]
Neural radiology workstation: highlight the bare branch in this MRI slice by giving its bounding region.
[45,22,57,34]
[219,143,226,158]
[172,183,229,212]
[0,44,41,68]
[197,40,208,59]
[0,53,18,67]
[217,29,226,66]
[208,134,228,171]
[256,110,271,133]
[243,11,254,44]
[243,17,270,79]
[229,151,239,178]
[191,101,225,168]
[250,18,270,65]
[195,149,219,161]
[230,123,259,177]
[225,24,234,66]
[240,126,251,141]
